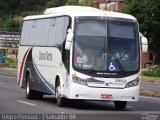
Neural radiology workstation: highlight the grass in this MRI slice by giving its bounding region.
[141,75,160,83]
[141,69,160,83]
[140,73,160,97]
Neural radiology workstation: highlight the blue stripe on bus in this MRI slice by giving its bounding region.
[32,60,55,95]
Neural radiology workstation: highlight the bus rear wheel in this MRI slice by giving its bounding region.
[114,101,127,110]
[26,75,43,100]
[26,75,34,99]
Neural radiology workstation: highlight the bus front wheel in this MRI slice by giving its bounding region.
[114,101,127,110]
[55,81,66,107]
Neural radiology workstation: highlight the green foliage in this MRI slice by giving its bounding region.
[47,0,68,7]
[142,69,160,77]
[80,0,92,6]
[0,0,21,15]
[24,0,48,5]
[58,0,68,6]
[67,0,79,5]
[3,16,22,30]
[47,0,58,7]
[7,58,17,69]
[123,0,160,62]
[141,75,160,83]
[0,0,78,30]
[67,0,92,6]
[20,11,42,17]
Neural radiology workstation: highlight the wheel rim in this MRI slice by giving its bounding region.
[56,87,60,99]
[56,86,62,104]
[26,80,29,95]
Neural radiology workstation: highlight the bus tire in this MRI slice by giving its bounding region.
[26,75,35,99]
[55,81,66,107]
[114,101,127,110]
[26,75,43,100]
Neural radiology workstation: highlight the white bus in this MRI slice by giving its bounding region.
[18,6,148,109]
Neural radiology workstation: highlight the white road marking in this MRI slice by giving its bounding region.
[17,100,36,106]
[0,74,16,78]
[140,96,160,101]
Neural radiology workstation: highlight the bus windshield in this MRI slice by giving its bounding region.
[73,19,139,73]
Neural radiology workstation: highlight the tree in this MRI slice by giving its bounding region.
[123,0,160,63]
[80,0,92,6]
[67,0,79,5]
[47,0,68,7]
[0,0,21,15]
[67,0,92,6]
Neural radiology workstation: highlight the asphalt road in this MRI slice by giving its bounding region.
[141,81,160,91]
[0,76,160,120]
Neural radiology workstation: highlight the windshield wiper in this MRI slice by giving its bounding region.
[89,48,106,74]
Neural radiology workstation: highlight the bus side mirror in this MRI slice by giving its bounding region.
[65,29,74,50]
[140,33,148,52]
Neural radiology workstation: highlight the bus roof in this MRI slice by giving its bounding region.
[24,6,136,21]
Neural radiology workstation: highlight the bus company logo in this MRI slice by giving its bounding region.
[39,51,53,61]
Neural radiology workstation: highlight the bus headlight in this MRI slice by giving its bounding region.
[72,74,88,86]
[125,77,139,88]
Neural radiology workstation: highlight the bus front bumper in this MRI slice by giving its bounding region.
[67,82,139,101]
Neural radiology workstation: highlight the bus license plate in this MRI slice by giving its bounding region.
[101,94,112,99]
